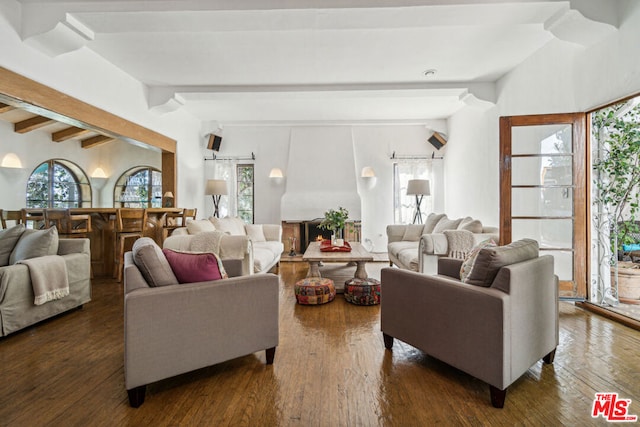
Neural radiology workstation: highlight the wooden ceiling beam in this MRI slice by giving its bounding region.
[52,126,91,142]
[81,134,114,149]
[0,102,14,113]
[14,115,56,133]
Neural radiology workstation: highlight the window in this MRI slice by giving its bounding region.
[114,167,162,208]
[26,159,91,208]
[236,164,254,223]
[393,160,434,224]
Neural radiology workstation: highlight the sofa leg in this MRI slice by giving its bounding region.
[489,385,507,408]
[127,385,146,408]
[383,333,394,349]
[389,261,393,267]
[543,348,556,364]
[265,347,276,365]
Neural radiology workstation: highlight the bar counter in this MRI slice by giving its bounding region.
[68,208,182,278]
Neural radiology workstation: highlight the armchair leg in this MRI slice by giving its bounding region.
[127,385,146,408]
[383,333,394,349]
[389,261,393,267]
[489,385,507,408]
[265,347,276,365]
[543,348,556,364]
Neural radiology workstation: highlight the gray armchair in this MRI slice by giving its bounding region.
[380,239,558,408]
[123,252,279,407]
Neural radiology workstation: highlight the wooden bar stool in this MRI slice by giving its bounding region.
[1,209,25,229]
[163,208,197,241]
[114,208,147,282]
[44,208,92,237]
[21,208,46,229]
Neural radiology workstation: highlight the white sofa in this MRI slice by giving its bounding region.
[163,217,283,276]
[387,213,499,274]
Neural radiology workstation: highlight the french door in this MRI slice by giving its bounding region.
[499,113,587,300]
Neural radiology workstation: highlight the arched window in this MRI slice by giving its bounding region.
[114,166,162,208]
[26,159,91,208]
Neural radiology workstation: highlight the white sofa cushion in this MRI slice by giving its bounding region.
[187,219,216,234]
[210,217,247,236]
[246,224,266,242]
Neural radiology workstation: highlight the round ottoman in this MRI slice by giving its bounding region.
[344,278,381,305]
[295,277,336,305]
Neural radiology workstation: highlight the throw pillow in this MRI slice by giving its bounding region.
[460,238,497,282]
[458,217,483,233]
[132,237,178,287]
[9,227,59,265]
[401,224,424,242]
[162,249,228,283]
[464,238,539,287]
[186,219,216,235]
[433,216,463,233]
[210,217,247,236]
[245,224,266,242]
[0,224,25,266]
[423,213,446,234]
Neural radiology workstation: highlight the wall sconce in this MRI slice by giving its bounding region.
[269,168,284,184]
[163,191,175,207]
[90,167,109,190]
[205,179,228,218]
[1,153,23,168]
[361,166,377,189]
[91,167,107,178]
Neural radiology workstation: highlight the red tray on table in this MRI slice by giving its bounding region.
[319,239,352,252]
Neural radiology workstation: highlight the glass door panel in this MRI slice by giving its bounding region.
[500,113,587,300]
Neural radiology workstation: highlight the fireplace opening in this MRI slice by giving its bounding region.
[302,220,332,251]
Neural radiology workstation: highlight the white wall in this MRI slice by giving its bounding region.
[0,1,205,214]
[443,1,640,232]
[208,124,442,252]
[0,120,161,208]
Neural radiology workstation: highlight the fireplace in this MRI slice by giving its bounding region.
[282,219,362,255]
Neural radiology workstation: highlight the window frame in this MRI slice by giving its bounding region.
[26,159,91,208]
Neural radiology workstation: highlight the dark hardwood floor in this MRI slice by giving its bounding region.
[1,261,639,426]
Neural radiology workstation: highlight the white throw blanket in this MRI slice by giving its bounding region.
[443,230,476,259]
[18,255,69,305]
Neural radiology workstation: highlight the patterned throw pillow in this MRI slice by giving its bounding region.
[459,239,497,282]
[162,249,228,284]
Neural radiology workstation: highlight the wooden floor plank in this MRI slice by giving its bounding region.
[1,262,639,425]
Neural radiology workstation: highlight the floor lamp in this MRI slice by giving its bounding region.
[407,179,430,224]
[205,179,228,218]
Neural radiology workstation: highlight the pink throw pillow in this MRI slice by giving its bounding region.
[162,249,228,284]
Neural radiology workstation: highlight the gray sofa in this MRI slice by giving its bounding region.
[124,247,279,407]
[164,217,283,276]
[0,225,91,336]
[381,239,558,408]
[387,213,498,274]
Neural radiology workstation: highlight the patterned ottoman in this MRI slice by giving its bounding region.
[294,277,336,305]
[344,278,381,305]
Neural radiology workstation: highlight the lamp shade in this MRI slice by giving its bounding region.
[406,179,430,196]
[163,191,174,198]
[205,179,228,195]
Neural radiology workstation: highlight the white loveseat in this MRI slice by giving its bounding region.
[387,213,499,275]
[163,217,283,276]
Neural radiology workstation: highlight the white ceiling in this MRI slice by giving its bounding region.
[16,0,617,125]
